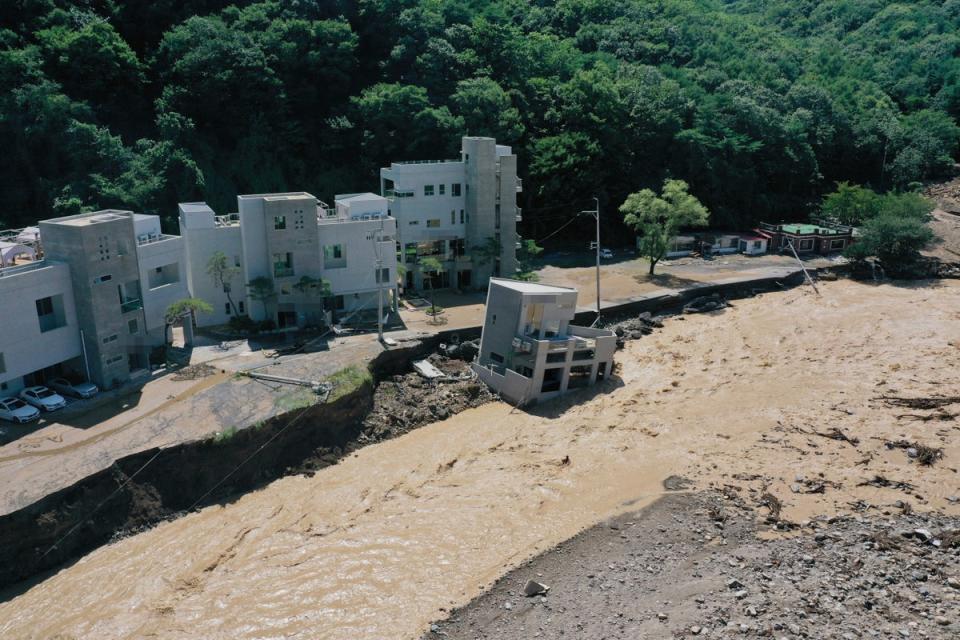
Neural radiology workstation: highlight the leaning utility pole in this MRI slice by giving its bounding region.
[580,196,601,325]
[369,220,386,342]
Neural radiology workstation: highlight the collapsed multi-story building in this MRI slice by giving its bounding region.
[472,279,617,406]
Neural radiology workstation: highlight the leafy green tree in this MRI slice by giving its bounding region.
[247,276,276,320]
[418,255,443,322]
[845,214,934,273]
[450,76,524,143]
[821,182,883,226]
[516,238,544,281]
[620,179,710,275]
[206,251,241,317]
[163,297,213,344]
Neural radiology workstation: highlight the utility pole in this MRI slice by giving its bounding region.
[580,196,601,325]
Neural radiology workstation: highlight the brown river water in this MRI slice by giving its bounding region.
[2,280,959,639]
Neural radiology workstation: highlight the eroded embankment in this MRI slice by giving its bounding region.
[0,339,444,590]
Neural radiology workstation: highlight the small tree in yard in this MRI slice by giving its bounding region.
[516,238,544,281]
[247,276,275,319]
[418,256,444,323]
[206,251,240,317]
[163,298,213,343]
[620,179,709,275]
[292,275,332,323]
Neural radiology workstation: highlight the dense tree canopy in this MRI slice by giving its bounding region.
[2,0,959,242]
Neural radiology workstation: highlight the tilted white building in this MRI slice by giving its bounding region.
[472,279,617,406]
[380,136,520,292]
[180,192,397,328]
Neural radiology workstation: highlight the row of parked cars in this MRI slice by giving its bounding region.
[0,379,99,424]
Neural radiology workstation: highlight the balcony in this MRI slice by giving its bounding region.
[274,267,295,278]
[120,298,143,313]
[136,233,179,247]
[516,178,523,193]
[516,207,522,223]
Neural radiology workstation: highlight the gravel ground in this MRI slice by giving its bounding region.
[426,490,960,639]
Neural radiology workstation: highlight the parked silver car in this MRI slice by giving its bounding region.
[19,386,67,412]
[0,397,41,423]
[48,377,99,399]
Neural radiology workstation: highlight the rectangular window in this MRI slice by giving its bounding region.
[830,238,845,250]
[0,352,5,375]
[225,302,231,314]
[273,252,294,277]
[798,238,814,250]
[405,243,418,264]
[375,267,390,283]
[36,295,67,333]
[489,352,504,363]
[105,354,124,365]
[460,209,465,224]
[408,220,419,225]
[424,185,435,196]
[323,244,346,269]
[234,255,241,267]
[439,184,445,195]
[102,334,118,344]
[427,219,441,228]
[274,215,286,230]
[451,210,455,225]
[451,239,466,257]
[238,301,245,314]
[129,319,138,335]
[94,274,112,284]
[452,183,462,197]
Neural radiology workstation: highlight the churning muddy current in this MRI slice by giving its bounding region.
[2,280,959,639]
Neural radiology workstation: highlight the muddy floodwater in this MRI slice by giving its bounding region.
[2,280,959,639]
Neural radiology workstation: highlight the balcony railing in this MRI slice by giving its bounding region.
[136,233,180,247]
[516,178,523,192]
[120,298,142,313]
[393,159,459,166]
[384,189,415,199]
[516,207,522,222]
[274,267,295,278]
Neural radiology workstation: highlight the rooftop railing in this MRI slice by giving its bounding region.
[0,260,47,278]
[393,159,460,166]
[136,233,179,246]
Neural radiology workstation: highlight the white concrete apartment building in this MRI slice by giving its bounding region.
[471,279,616,406]
[0,210,189,394]
[380,136,520,292]
[180,192,397,329]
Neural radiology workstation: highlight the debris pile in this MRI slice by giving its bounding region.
[605,311,664,347]
[683,293,728,314]
[361,355,494,441]
[425,492,960,639]
[438,338,480,361]
[172,363,218,381]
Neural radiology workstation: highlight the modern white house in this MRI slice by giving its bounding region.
[380,136,520,292]
[471,279,617,406]
[180,192,398,329]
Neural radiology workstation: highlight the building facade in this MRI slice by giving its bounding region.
[471,279,616,406]
[180,192,398,329]
[380,136,520,292]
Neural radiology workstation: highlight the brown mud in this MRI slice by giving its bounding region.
[0,279,958,640]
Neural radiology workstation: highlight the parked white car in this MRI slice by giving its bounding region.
[19,386,67,412]
[0,397,41,423]
[48,378,99,399]
[599,248,614,259]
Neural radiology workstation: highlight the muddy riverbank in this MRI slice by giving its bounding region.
[0,339,483,589]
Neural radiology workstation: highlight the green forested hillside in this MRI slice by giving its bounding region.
[2,0,959,238]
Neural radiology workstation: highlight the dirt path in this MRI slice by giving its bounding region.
[1,279,958,639]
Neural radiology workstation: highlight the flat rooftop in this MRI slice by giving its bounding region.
[43,210,133,227]
[781,224,844,235]
[489,278,577,294]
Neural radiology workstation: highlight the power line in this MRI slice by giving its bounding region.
[38,448,164,560]
[536,214,586,244]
